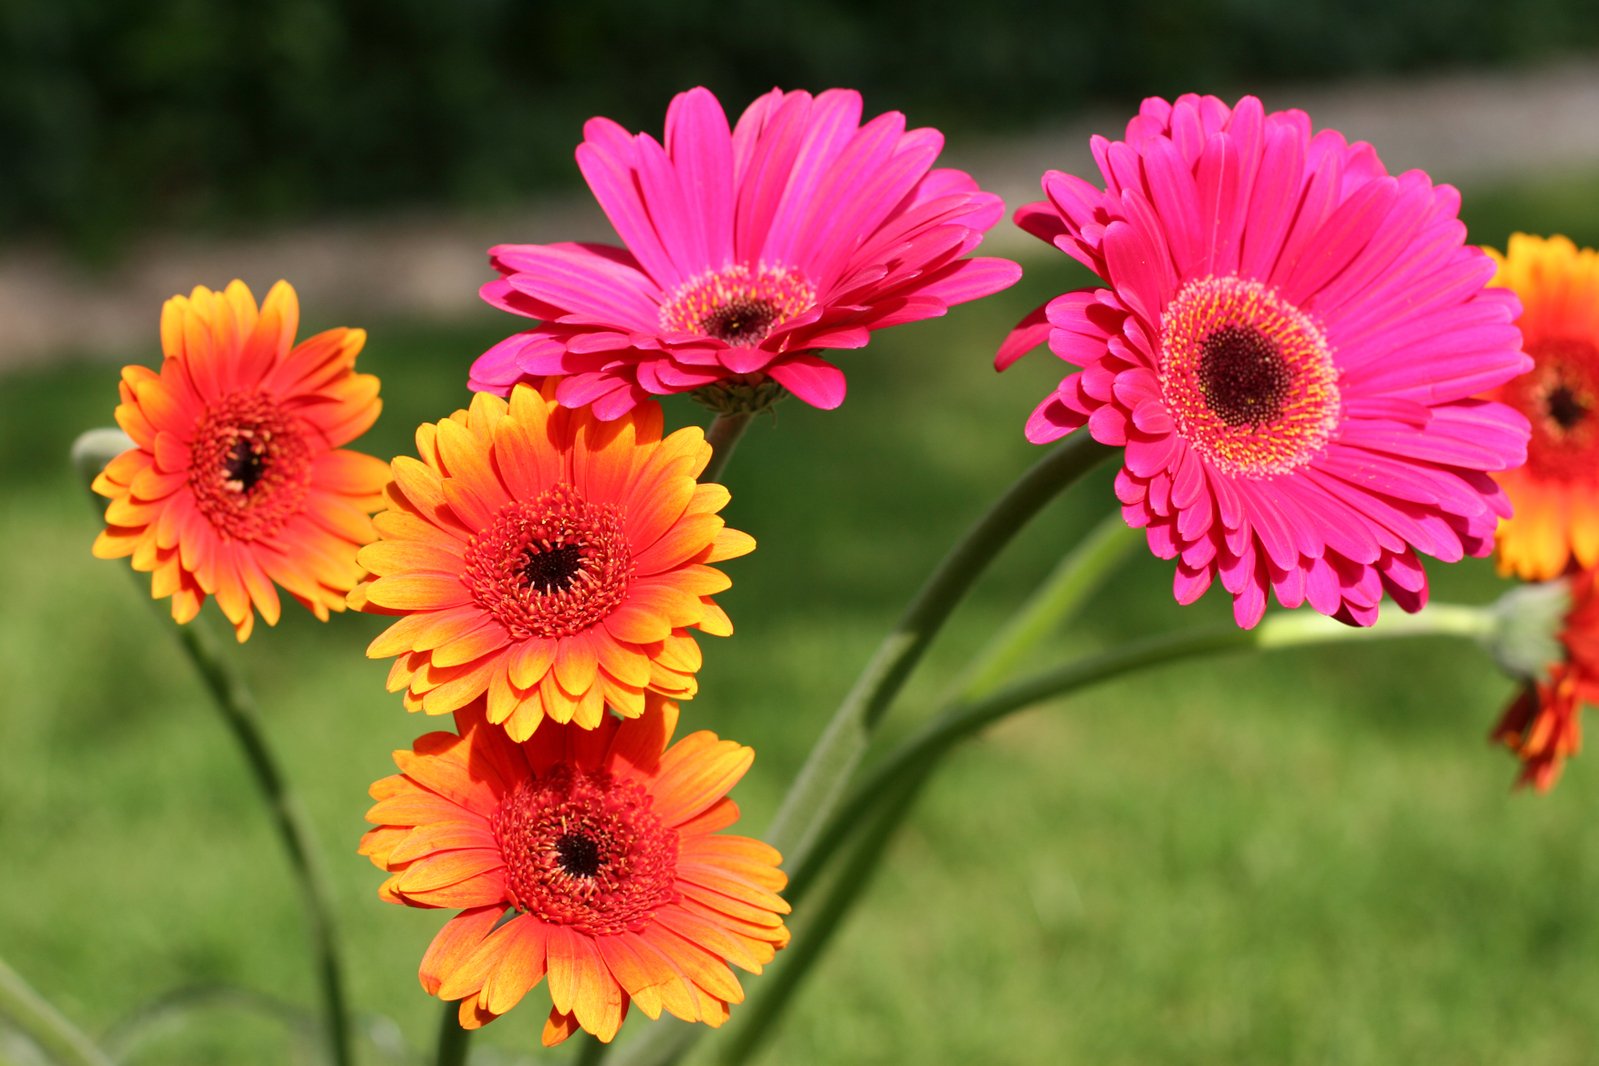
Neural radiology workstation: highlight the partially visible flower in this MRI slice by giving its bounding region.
[1494,667,1582,791]
[470,86,1019,419]
[1493,569,1599,790]
[92,280,387,641]
[351,384,751,741]
[360,695,789,1046]
[999,94,1530,628]
[1483,234,1599,580]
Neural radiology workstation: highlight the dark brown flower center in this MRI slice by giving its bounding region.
[462,484,633,640]
[1547,383,1589,432]
[659,263,817,348]
[1512,339,1599,481]
[555,831,603,877]
[1160,276,1340,479]
[189,393,314,541]
[521,543,583,594]
[492,765,678,937]
[1198,325,1292,428]
[702,299,781,347]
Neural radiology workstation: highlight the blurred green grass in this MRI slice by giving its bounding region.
[4,175,1599,1065]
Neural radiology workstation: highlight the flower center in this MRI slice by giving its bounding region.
[492,764,678,937]
[659,264,816,347]
[1509,339,1599,481]
[462,484,633,640]
[1159,275,1341,479]
[188,393,314,540]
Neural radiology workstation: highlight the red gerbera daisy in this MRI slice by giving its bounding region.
[470,85,1019,418]
[1000,94,1530,627]
[1494,569,1599,790]
[92,280,387,640]
[360,695,789,1046]
[352,384,751,740]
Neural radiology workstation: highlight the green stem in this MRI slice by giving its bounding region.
[714,602,1498,1062]
[763,435,1110,872]
[575,1032,612,1066]
[434,1000,470,1066]
[0,955,114,1066]
[73,429,352,1066]
[701,412,755,484]
[170,619,354,1066]
[953,511,1142,702]
[716,776,922,1066]
[791,602,1496,907]
[102,984,310,1062]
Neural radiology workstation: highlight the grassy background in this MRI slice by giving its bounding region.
[4,178,1599,1065]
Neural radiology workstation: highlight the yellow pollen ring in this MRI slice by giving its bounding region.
[1159,275,1341,479]
[659,263,816,347]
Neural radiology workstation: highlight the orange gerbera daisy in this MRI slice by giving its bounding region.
[360,694,789,1046]
[1486,234,1599,580]
[1493,569,1599,790]
[352,384,751,740]
[92,280,388,641]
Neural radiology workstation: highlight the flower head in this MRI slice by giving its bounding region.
[1493,569,1599,790]
[360,695,789,1046]
[91,280,387,641]
[470,86,1020,419]
[999,94,1531,627]
[352,384,751,741]
[1483,234,1599,580]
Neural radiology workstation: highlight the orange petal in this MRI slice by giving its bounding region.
[419,905,503,996]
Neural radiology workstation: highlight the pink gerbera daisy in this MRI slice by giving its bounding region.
[999,94,1531,627]
[470,86,1020,419]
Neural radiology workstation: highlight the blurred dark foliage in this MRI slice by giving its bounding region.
[1,0,1593,257]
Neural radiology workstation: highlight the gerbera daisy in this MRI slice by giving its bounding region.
[469,85,1020,419]
[91,280,387,641]
[1483,234,1599,580]
[1494,569,1599,790]
[360,694,789,1046]
[998,94,1531,627]
[351,384,751,740]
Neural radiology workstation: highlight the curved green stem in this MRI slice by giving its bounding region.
[953,511,1142,703]
[101,983,310,1062]
[170,619,354,1066]
[791,602,1497,909]
[0,955,114,1066]
[763,435,1111,871]
[717,776,922,1066]
[73,429,352,1066]
[717,603,1498,1061]
[701,412,755,485]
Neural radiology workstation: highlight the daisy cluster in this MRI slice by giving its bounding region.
[87,84,1599,1055]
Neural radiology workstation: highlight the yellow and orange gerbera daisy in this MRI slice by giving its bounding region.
[360,694,789,1046]
[92,280,388,641]
[1486,233,1599,580]
[352,384,751,740]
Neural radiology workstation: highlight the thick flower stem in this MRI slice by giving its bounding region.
[169,618,355,1066]
[0,955,114,1066]
[701,412,755,484]
[725,602,1498,1059]
[716,776,921,1066]
[952,511,1143,703]
[73,429,353,1066]
[763,435,1110,872]
[434,1002,471,1066]
[795,603,1496,904]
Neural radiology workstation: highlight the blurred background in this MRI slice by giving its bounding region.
[5,2,1599,1063]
